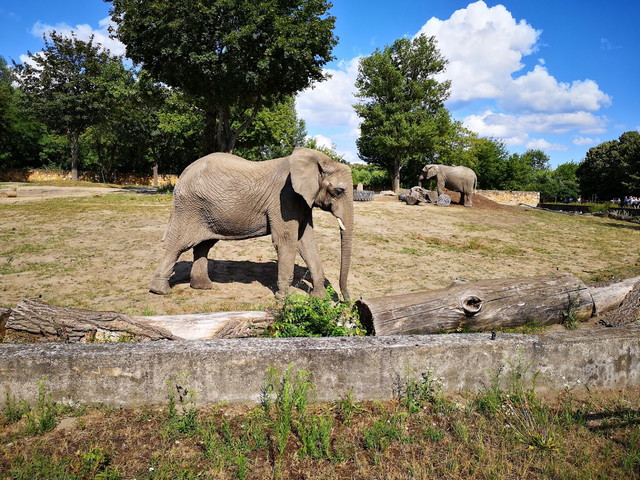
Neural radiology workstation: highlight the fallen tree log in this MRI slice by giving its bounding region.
[357,274,640,336]
[2,274,638,342]
[2,299,273,343]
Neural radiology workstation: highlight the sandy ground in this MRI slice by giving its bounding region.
[1,183,639,330]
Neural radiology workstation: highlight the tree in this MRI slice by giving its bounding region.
[0,57,47,169]
[234,96,307,161]
[470,137,510,190]
[14,32,123,180]
[354,35,451,192]
[108,0,337,154]
[576,132,640,201]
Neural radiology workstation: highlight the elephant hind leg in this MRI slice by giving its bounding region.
[190,239,218,290]
[149,246,185,295]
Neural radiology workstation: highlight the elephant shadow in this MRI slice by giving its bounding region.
[169,260,316,294]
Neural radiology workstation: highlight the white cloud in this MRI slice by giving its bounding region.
[417,1,540,102]
[418,1,611,117]
[526,138,566,151]
[296,57,360,130]
[507,65,611,112]
[415,0,612,159]
[296,58,362,162]
[463,109,607,147]
[573,136,599,146]
[30,17,126,56]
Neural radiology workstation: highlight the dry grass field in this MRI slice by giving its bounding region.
[1,183,640,479]
[1,182,639,318]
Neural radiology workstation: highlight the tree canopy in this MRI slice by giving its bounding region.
[13,32,123,180]
[354,35,451,192]
[108,0,337,153]
[577,131,640,201]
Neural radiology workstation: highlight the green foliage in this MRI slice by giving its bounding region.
[333,390,365,426]
[363,411,411,452]
[2,391,29,424]
[350,164,390,190]
[398,371,447,414]
[577,131,640,200]
[473,355,539,415]
[23,379,59,435]
[165,383,199,438]
[354,35,451,191]
[14,32,125,176]
[268,287,364,337]
[110,0,337,152]
[235,96,307,161]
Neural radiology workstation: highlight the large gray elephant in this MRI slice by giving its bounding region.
[418,164,477,207]
[149,148,354,299]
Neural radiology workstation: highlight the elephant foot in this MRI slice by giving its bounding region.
[149,278,171,295]
[190,278,214,290]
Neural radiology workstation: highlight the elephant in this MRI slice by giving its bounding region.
[149,147,354,299]
[418,164,477,207]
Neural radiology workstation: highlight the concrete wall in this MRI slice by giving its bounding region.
[1,325,638,407]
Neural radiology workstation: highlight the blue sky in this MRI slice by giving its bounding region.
[1,0,638,168]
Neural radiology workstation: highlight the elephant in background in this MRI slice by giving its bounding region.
[149,147,354,299]
[418,164,477,207]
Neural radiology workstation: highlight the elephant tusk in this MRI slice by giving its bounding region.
[337,217,346,231]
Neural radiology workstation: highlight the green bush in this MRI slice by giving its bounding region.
[267,287,365,337]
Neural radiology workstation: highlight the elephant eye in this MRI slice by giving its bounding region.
[330,187,345,198]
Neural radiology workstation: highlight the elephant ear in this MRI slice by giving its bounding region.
[290,148,336,207]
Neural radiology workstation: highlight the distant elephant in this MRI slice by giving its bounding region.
[418,164,477,207]
[149,148,354,299]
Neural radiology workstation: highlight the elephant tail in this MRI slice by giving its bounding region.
[161,211,174,242]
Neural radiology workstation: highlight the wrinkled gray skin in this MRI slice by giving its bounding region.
[149,148,354,299]
[418,164,477,207]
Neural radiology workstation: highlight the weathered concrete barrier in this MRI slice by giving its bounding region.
[1,326,638,406]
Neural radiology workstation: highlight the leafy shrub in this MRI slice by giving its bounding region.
[267,287,365,337]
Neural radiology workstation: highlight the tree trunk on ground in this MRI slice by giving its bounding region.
[2,275,637,343]
[357,274,638,336]
[1,299,273,343]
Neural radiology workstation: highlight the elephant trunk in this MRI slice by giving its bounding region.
[338,195,354,300]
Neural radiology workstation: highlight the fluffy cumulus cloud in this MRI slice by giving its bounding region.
[417,1,540,102]
[416,1,611,151]
[28,17,126,57]
[296,58,362,161]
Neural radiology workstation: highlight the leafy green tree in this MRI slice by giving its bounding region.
[470,137,510,190]
[0,58,47,169]
[14,32,123,180]
[619,131,640,195]
[235,96,307,161]
[108,0,337,154]
[576,133,638,201]
[536,162,579,202]
[354,35,451,192]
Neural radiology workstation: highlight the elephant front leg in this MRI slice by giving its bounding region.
[297,226,326,298]
[190,239,217,290]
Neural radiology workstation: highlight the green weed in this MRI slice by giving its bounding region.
[333,390,365,425]
[23,379,59,435]
[2,391,29,424]
[165,382,199,438]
